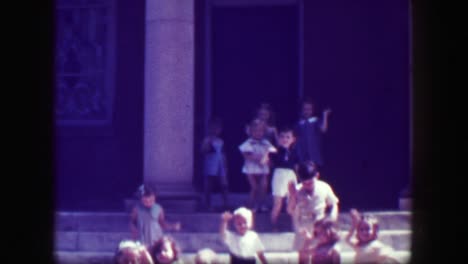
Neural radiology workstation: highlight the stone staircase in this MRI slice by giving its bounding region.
[54,194,412,263]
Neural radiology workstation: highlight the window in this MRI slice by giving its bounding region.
[55,0,115,125]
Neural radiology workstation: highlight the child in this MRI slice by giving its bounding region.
[149,236,184,264]
[345,209,401,264]
[269,127,299,230]
[201,117,229,211]
[287,162,340,251]
[239,119,277,212]
[246,103,278,145]
[194,248,219,264]
[294,98,332,169]
[114,240,154,264]
[220,207,268,264]
[130,184,182,247]
[297,219,341,264]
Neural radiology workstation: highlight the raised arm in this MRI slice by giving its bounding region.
[345,208,361,247]
[219,211,233,241]
[320,108,332,133]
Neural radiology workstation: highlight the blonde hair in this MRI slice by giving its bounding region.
[114,240,153,264]
[195,248,219,264]
[233,207,253,229]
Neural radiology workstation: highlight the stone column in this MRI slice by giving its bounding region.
[144,0,195,196]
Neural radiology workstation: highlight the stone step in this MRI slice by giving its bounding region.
[55,250,412,264]
[55,230,411,253]
[56,211,411,232]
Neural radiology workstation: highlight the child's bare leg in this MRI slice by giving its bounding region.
[204,176,212,209]
[271,196,283,226]
[247,174,259,209]
[259,173,269,208]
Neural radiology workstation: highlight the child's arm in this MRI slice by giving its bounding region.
[129,206,139,240]
[326,202,339,222]
[257,251,268,264]
[287,181,298,215]
[158,209,181,231]
[219,211,232,241]
[242,151,262,162]
[345,208,361,247]
[320,108,332,133]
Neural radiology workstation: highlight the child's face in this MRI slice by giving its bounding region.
[313,226,329,245]
[278,131,295,148]
[233,215,249,236]
[156,241,175,264]
[302,103,314,118]
[257,108,270,121]
[141,194,155,208]
[301,177,317,192]
[250,124,265,140]
[357,221,377,243]
[208,124,222,136]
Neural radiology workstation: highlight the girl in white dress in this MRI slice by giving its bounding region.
[239,119,277,211]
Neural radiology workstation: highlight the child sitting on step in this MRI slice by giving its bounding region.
[149,236,184,264]
[114,239,154,264]
[297,219,341,264]
[345,209,401,264]
[220,207,268,264]
[130,184,181,247]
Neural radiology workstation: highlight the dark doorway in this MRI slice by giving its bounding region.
[211,5,299,192]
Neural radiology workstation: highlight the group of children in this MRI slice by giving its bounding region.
[201,99,331,220]
[201,99,331,221]
[116,99,401,263]
[121,162,400,264]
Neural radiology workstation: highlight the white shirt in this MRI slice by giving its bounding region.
[355,240,397,263]
[223,230,265,258]
[239,138,277,174]
[299,117,318,125]
[293,180,339,232]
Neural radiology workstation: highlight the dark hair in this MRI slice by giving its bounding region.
[113,240,153,264]
[249,118,267,130]
[301,97,315,107]
[149,236,180,264]
[255,102,276,126]
[135,184,155,199]
[297,161,319,181]
[208,117,223,128]
[278,126,295,136]
[314,219,340,245]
